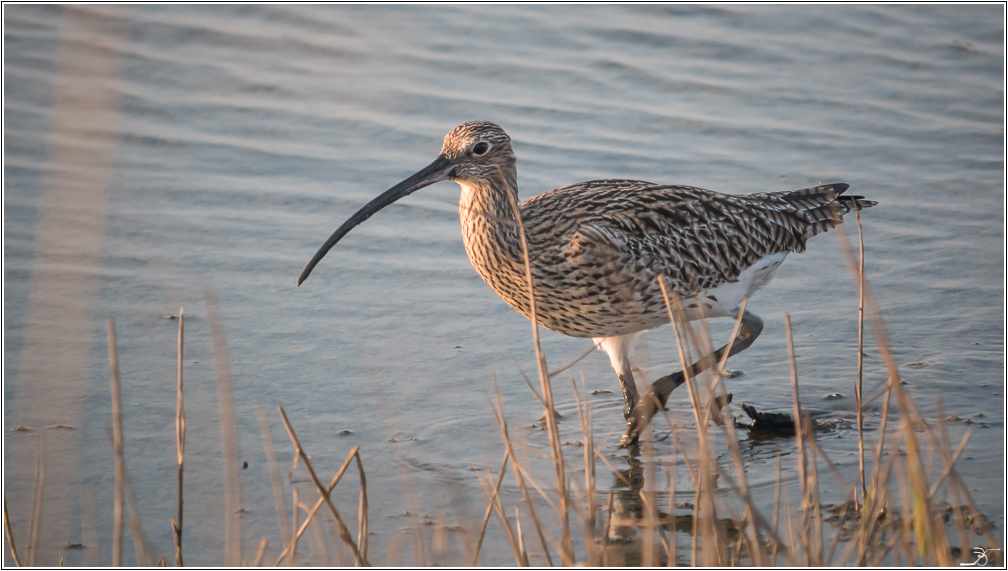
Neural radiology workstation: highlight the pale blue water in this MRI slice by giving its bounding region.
[4,5,1003,565]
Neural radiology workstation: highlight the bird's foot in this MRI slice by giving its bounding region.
[619,418,640,448]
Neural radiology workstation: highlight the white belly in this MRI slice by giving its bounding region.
[701,252,789,317]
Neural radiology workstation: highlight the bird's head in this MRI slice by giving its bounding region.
[297,121,514,286]
[439,121,515,185]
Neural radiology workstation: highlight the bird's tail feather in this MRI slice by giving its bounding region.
[751,182,876,240]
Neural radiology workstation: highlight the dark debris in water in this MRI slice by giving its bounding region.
[734,403,847,437]
[821,500,996,546]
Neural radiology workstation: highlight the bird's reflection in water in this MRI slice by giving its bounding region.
[599,446,746,566]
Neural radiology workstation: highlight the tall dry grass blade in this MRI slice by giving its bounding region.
[571,376,596,532]
[299,497,331,567]
[771,454,782,566]
[853,454,895,565]
[785,314,812,565]
[514,508,529,566]
[26,437,44,568]
[705,300,771,566]
[548,343,596,380]
[121,464,158,565]
[667,470,675,567]
[354,452,369,562]
[807,421,824,566]
[490,376,554,566]
[174,307,185,567]
[100,418,158,566]
[470,452,510,566]
[257,408,293,563]
[4,496,22,567]
[642,436,656,568]
[276,407,368,566]
[504,184,573,564]
[204,287,243,566]
[600,491,614,566]
[80,487,99,567]
[657,286,720,565]
[290,488,299,566]
[855,208,867,511]
[657,279,703,433]
[106,319,124,567]
[252,538,268,567]
[836,223,995,562]
[476,468,523,565]
[573,373,602,565]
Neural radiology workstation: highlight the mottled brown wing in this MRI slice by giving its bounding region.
[521,180,862,295]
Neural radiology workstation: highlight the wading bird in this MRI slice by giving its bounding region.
[298,121,874,445]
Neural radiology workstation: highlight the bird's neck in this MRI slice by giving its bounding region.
[457,178,530,306]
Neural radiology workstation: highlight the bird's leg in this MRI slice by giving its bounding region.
[595,335,643,447]
[617,368,640,445]
[625,311,764,444]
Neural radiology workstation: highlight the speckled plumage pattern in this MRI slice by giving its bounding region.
[299,120,876,444]
[448,121,875,339]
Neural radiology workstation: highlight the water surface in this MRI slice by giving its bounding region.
[4,5,1003,565]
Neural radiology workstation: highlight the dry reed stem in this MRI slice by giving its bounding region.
[504,185,574,564]
[299,498,330,566]
[122,461,158,565]
[4,496,22,567]
[837,223,998,562]
[855,208,868,511]
[600,491,614,566]
[509,359,546,409]
[105,320,157,565]
[475,467,523,565]
[290,488,299,566]
[784,314,814,565]
[704,300,771,566]
[710,463,790,560]
[252,538,268,567]
[81,487,99,567]
[26,437,44,568]
[548,344,596,380]
[514,508,529,566]
[658,280,704,435]
[489,377,555,565]
[106,319,124,567]
[642,436,657,568]
[853,454,895,565]
[507,452,561,514]
[276,406,368,566]
[659,288,722,566]
[667,470,676,567]
[471,452,510,565]
[807,419,824,566]
[771,454,783,566]
[204,287,243,566]
[174,307,185,567]
[571,375,597,563]
[257,408,293,564]
[354,453,368,562]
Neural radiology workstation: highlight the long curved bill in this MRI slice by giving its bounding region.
[297,155,455,286]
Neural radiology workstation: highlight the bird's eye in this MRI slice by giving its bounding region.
[472,142,490,156]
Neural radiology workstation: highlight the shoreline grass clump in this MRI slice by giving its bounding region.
[3,223,1002,566]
